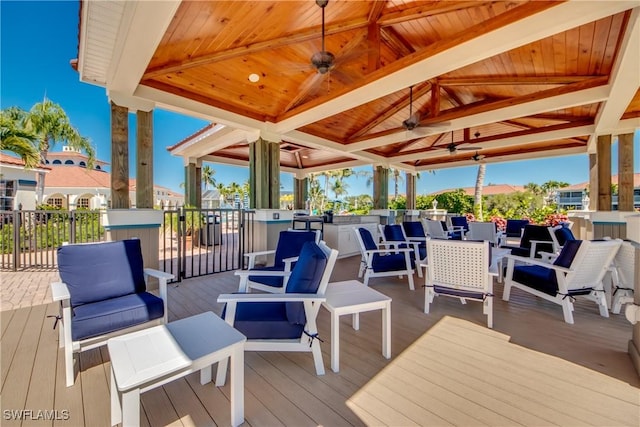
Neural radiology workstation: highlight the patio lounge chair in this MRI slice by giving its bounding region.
[217,241,338,379]
[502,224,554,258]
[354,226,416,290]
[423,219,463,240]
[52,239,174,386]
[502,239,622,324]
[424,239,493,328]
[450,216,470,237]
[240,229,321,293]
[609,240,636,314]
[468,221,503,247]
[379,223,426,277]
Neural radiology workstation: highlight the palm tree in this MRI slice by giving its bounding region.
[473,163,486,221]
[0,113,39,168]
[330,179,349,200]
[7,99,94,202]
[201,165,216,191]
[390,168,404,201]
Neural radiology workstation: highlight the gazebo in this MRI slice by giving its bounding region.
[73,1,640,371]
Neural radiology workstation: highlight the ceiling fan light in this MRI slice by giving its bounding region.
[311,50,335,74]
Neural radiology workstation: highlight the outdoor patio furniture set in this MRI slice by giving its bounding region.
[50,221,634,425]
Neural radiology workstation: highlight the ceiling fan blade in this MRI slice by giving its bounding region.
[456,146,483,151]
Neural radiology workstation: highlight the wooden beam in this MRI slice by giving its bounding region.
[376,1,487,26]
[294,177,308,210]
[143,17,369,79]
[406,173,416,210]
[110,102,129,209]
[136,110,154,209]
[596,135,612,211]
[373,166,389,209]
[617,132,635,211]
[438,75,597,86]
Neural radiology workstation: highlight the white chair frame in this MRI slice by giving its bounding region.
[468,221,503,247]
[502,239,622,324]
[51,267,174,387]
[378,224,426,278]
[422,219,461,240]
[424,239,493,328]
[240,229,321,293]
[609,240,636,314]
[217,242,339,381]
[354,227,415,290]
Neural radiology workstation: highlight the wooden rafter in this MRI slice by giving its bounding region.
[143,17,370,79]
[376,1,489,26]
[438,75,598,86]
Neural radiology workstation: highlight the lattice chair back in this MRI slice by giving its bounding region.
[468,222,499,246]
[610,240,636,314]
[425,239,493,328]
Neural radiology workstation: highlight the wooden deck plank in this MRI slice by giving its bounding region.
[0,305,47,427]
[162,378,216,427]
[22,302,61,427]
[1,306,31,389]
[1,257,639,427]
[1,307,15,337]
[78,348,111,427]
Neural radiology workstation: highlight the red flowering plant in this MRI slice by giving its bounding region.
[490,216,507,231]
[544,213,568,227]
[464,213,476,222]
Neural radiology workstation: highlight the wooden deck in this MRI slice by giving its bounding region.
[2,255,638,426]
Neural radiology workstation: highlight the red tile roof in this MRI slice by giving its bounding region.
[0,153,50,170]
[44,166,134,189]
[430,184,526,196]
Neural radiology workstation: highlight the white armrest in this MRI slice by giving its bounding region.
[282,256,299,272]
[365,248,413,256]
[143,268,175,281]
[235,269,291,278]
[504,254,572,273]
[217,293,326,304]
[244,249,276,269]
[407,236,428,242]
[51,282,70,302]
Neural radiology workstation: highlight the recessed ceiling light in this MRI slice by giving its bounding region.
[248,73,260,83]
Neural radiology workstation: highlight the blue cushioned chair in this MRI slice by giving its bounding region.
[502,239,622,324]
[379,224,426,277]
[240,229,321,293]
[505,219,530,243]
[502,224,554,258]
[424,239,493,328]
[218,241,338,379]
[450,216,470,237]
[354,226,415,290]
[51,239,174,386]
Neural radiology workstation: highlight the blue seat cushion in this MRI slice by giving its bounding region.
[248,265,284,288]
[58,239,146,307]
[71,292,164,341]
[231,302,304,339]
[512,265,558,296]
[285,242,328,325]
[371,253,412,272]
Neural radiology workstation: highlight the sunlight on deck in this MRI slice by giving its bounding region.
[348,316,640,426]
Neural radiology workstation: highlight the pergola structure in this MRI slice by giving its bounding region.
[74,0,639,211]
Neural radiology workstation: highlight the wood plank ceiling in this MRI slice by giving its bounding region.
[143,1,640,173]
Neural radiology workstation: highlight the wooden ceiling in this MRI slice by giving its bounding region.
[83,0,640,174]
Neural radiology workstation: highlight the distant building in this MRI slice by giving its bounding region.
[556,173,640,210]
[0,153,50,210]
[2,147,184,210]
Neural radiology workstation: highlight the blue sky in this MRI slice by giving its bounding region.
[2,1,638,196]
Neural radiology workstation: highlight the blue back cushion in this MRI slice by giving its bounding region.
[274,231,317,267]
[403,222,425,238]
[384,224,405,242]
[285,242,328,325]
[553,240,582,268]
[555,227,576,246]
[359,228,378,251]
[58,239,146,307]
[506,219,529,237]
[451,216,469,231]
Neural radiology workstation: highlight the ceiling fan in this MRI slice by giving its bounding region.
[472,151,486,162]
[445,131,483,154]
[402,86,450,137]
[310,0,335,74]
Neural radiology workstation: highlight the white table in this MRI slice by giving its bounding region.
[322,280,392,373]
[107,312,246,427]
